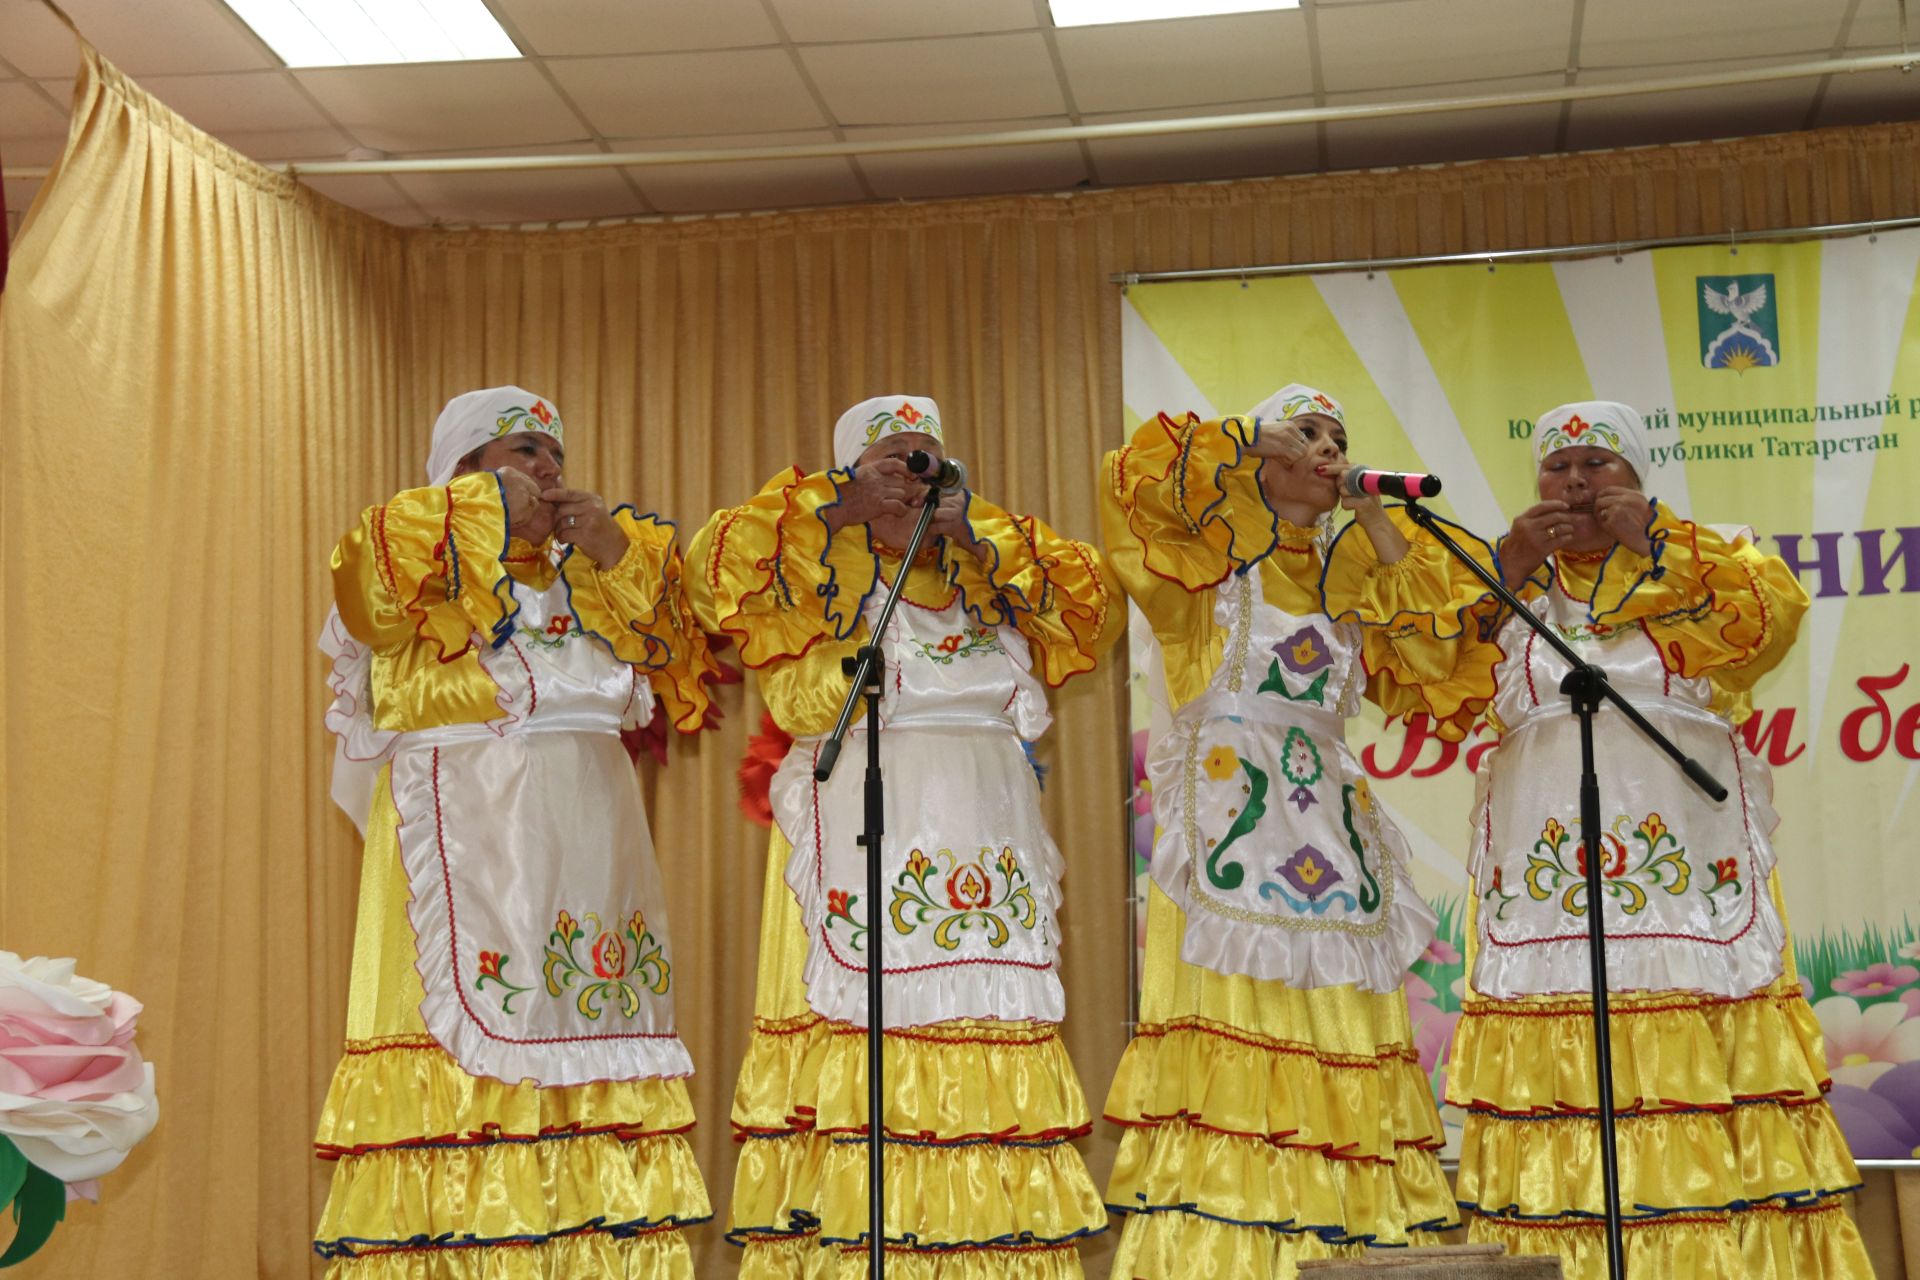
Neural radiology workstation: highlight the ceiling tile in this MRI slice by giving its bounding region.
[0,133,63,165]
[296,172,415,213]
[801,31,1067,126]
[0,80,66,140]
[1055,10,1312,115]
[0,0,81,79]
[138,70,331,134]
[845,119,1086,198]
[392,166,643,225]
[5,177,43,226]
[1812,64,1920,129]
[1317,0,1573,95]
[604,126,866,213]
[548,49,826,138]
[1325,99,1562,170]
[770,0,1036,44]
[1579,0,1844,69]
[629,158,867,214]
[54,0,275,75]
[1566,73,1819,151]
[490,0,777,55]
[1848,4,1915,47]
[218,126,356,160]
[295,61,587,152]
[1084,97,1318,186]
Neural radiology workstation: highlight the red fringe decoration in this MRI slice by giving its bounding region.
[737,709,794,827]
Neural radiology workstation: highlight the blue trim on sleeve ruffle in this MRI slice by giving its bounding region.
[815,465,877,642]
[1317,503,1498,641]
[1585,496,1673,626]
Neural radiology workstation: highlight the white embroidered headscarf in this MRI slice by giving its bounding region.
[425,385,565,486]
[1247,383,1346,427]
[832,395,944,469]
[1534,400,1649,482]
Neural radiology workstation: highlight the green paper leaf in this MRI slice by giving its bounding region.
[0,1157,65,1268]
[0,1139,24,1213]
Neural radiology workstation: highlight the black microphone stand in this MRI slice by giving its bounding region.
[813,471,946,1280]
[1395,499,1728,1280]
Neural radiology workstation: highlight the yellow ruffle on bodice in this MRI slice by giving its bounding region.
[685,467,1119,733]
[726,827,1106,1277]
[331,473,719,735]
[311,773,711,1279]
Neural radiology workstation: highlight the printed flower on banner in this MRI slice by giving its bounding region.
[1274,625,1333,675]
[1828,1062,1920,1159]
[1815,995,1920,1088]
[1903,990,1920,1020]
[1420,938,1462,967]
[1277,844,1340,901]
[1899,940,1920,963]
[1203,745,1241,781]
[1403,973,1460,1078]
[1832,962,1920,997]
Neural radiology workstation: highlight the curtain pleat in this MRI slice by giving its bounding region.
[3,42,1916,1280]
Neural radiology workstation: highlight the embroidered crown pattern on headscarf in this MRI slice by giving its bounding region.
[425,385,566,485]
[1248,383,1346,426]
[833,394,944,468]
[1533,400,1650,480]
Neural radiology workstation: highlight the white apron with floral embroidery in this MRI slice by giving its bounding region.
[1468,568,1785,1001]
[769,573,1066,1028]
[320,558,691,1087]
[1146,570,1436,991]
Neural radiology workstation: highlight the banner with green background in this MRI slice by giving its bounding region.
[1120,228,1920,1163]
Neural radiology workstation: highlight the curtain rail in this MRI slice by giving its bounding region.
[3,50,1915,182]
[1112,217,1920,284]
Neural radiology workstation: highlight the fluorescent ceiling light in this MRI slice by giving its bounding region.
[1048,0,1299,27]
[223,0,520,68]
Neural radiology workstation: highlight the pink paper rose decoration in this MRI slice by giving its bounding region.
[0,952,159,1187]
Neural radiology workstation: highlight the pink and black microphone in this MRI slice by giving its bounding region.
[1340,467,1442,501]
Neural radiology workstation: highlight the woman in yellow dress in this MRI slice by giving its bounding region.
[689,395,1121,1278]
[1322,400,1872,1279]
[312,386,717,1278]
[1098,384,1462,1278]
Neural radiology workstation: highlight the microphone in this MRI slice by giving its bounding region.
[906,450,968,490]
[1340,467,1442,500]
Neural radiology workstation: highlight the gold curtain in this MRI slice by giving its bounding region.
[4,44,1919,1279]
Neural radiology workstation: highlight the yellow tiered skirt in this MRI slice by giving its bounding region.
[1451,876,1874,1279]
[1103,883,1460,1279]
[311,774,711,1278]
[727,829,1107,1277]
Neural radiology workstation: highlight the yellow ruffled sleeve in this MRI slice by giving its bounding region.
[562,508,721,733]
[685,466,881,669]
[330,471,519,660]
[946,494,1120,688]
[1570,504,1808,693]
[1320,505,1501,741]
[1105,412,1279,590]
